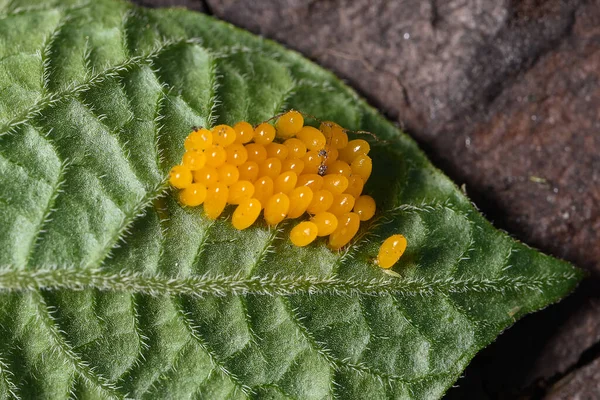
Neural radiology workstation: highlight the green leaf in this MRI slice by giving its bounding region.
[0,0,582,399]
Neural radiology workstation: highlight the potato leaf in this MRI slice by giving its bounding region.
[0,0,581,398]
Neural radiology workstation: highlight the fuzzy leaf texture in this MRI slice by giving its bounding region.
[0,0,583,399]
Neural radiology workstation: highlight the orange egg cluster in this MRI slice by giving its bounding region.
[168,111,377,250]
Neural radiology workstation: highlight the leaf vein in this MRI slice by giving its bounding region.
[187,219,216,276]
[23,157,69,268]
[32,292,122,399]
[172,296,253,397]
[0,38,202,138]
[87,182,167,270]
[246,227,283,278]
[280,296,429,389]
[0,352,20,400]
[390,294,440,352]
[76,98,147,190]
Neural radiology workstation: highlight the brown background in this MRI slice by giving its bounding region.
[133,0,600,398]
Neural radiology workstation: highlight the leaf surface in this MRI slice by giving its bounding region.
[0,1,582,399]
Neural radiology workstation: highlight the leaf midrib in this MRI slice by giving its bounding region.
[0,267,580,297]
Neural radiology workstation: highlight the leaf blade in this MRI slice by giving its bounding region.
[0,1,582,399]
